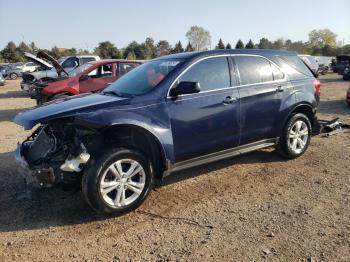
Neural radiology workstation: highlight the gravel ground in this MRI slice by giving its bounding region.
[0,74,349,261]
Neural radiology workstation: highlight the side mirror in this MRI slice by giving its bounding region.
[169,81,200,97]
[80,74,89,81]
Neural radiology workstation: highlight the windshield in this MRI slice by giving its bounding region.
[104,59,184,96]
[69,62,94,76]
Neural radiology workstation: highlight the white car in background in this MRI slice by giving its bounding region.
[21,52,100,91]
[21,62,40,72]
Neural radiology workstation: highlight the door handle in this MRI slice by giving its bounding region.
[275,85,284,92]
[223,96,237,105]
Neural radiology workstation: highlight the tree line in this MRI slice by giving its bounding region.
[0,26,349,63]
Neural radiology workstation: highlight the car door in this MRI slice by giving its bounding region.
[79,63,116,93]
[167,56,240,162]
[233,55,289,145]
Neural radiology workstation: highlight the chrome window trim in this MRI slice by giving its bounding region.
[166,54,287,99]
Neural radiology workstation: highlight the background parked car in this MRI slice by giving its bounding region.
[10,62,24,69]
[0,65,8,76]
[21,52,100,91]
[31,59,143,104]
[318,64,329,75]
[347,88,350,106]
[0,72,5,86]
[333,55,350,74]
[4,65,23,79]
[21,62,39,72]
[343,66,350,80]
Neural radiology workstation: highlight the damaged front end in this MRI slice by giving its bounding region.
[16,121,94,188]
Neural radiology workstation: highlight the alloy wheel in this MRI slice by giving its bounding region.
[99,159,146,208]
[287,120,309,154]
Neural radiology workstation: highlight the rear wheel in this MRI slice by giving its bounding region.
[9,73,18,80]
[82,148,154,215]
[277,113,312,159]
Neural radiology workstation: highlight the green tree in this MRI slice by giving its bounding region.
[226,43,232,49]
[124,41,143,59]
[1,41,23,62]
[94,41,120,59]
[342,44,350,55]
[258,38,272,49]
[77,49,91,55]
[155,40,172,57]
[308,29,337,48]
[215,38,225,49]
[49,46,61,58]
[245,39,254,49]
[185,25,211,51]
[140,37,155,59]
[322,44,337,56]
[29,42,38,53]
[185,42,194,52]
[172,41,184,54]
[126,51,137,60]
[235,40,244,49]
[286,41,309,54]
[17,42,31,54]
[272,38,284,50]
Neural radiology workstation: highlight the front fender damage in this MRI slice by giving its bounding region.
[16,122,95,187]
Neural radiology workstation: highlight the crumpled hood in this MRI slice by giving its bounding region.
[14,94,129,130]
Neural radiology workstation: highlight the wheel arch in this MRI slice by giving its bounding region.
[285,103,316,130]
[98,123,168,181]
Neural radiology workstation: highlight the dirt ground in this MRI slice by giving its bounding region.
[0,74,349,262]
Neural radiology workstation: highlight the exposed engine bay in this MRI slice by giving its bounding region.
[17,121,96,187]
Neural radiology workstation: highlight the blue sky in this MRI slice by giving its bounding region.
[1,0,349,50]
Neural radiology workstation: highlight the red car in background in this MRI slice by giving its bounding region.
[31,59,143,104]
[347,88,350,106]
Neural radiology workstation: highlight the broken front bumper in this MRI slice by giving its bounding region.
[15,142,55,187]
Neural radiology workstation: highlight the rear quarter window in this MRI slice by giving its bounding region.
[275,55,314,79]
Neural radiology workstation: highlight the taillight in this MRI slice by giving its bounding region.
[313,79,321,96]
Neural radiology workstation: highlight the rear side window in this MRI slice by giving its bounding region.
[277,55,314,77]
[235,56,273,85]
[179,57,230,92]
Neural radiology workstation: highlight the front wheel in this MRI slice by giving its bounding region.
[82,148,154,215]
[277,113,312,159]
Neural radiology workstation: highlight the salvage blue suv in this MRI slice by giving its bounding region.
[14,50,320,215]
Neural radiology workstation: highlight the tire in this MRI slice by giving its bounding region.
[276,113,312,159]
[9,73,18,80]
[82,148,154,215]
